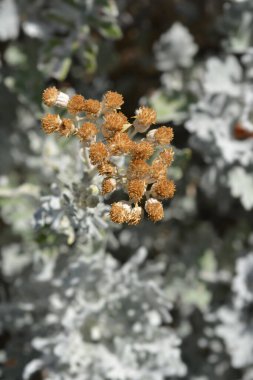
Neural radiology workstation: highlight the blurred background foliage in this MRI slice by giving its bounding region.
[1,0,253,379]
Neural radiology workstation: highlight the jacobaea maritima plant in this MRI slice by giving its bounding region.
[41,87,175,224]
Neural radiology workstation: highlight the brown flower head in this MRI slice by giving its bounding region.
[127,159,150,180]
[42,87,58,107]
[147,126,174,145]
[151,178,176,199]
[159,148,174,167]
[128,206,143,225]
[131,141,154,160]
[59,118,76,137]
[145,198,164,222]
[134,106,156,133]
[110,202,131,224]
[77,122,98,141]
[102,91,124,112]
[41,114,61,134]
[89,142,109,165]
[42,87,70,108]
[101,177,117,195]
[108,131,134,155]
[67,95,85,114]
[149,159,167,182]
[83,99,101,117]
[41,86,176,225]
[127,179,146,203]
[103,112,128,133]
[97,161,117,176]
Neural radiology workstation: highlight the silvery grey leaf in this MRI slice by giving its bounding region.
[203,56,242,96]
[154,22,198,72]
[0,0,19,41]
[228,167,253,210]
[232,253,253,308]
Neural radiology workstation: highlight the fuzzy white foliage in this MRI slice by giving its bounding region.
[23,249,186,380]
[154,22,198,72]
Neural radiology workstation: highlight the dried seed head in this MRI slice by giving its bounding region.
[103,91,124,112]
[127,159,150,180]
[103,112,128,133]
[127,179,146,203]
[77,122,98,141]
[110,202,131,224]
[42,87,70,108]
[67,95,85,114]
[155,126,174,145]
[89,142,109,165]
[147,126,174,145]
[108,131,134,155]
[83,99,101,117]
[159,148,174,166]
[59,118,76,137]
[149,159,167,182]
[97,161,117,176]
[151,178,176,199]
[128,206,143,225]
[101,177,117,195]
[145,198,164,222]
[134,106,156,133]
[41,114,61,134]
[131,141,154,160]
[42,87,58,107]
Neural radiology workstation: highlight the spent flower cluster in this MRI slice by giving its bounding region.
[41,87,175,224]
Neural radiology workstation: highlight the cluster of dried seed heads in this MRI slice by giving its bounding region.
[41,87,176,224]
